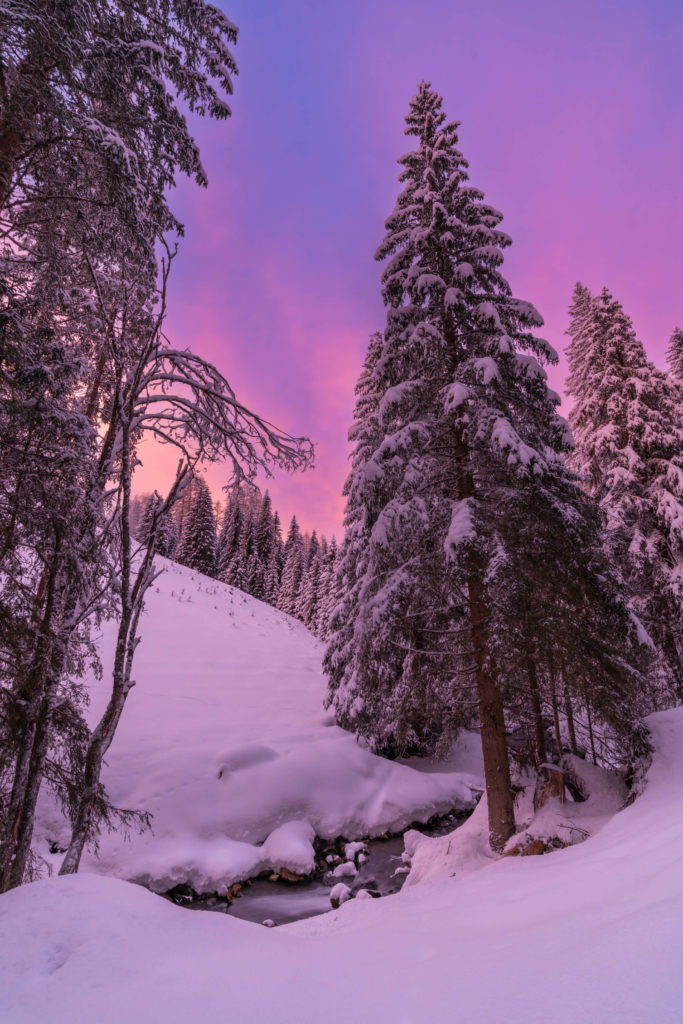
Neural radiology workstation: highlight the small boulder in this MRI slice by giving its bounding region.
[332,860,358,880]
[330,883,352,909]
[279,867,305,883]
[520,839,547,857]
[344,841,367,863]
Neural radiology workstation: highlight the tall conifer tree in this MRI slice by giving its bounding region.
[177,478,217,577]
[666,326,683,382]
[566,286,683,703]
[326,85,644,850]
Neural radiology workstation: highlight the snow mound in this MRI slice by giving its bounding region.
[3,709,683,1023]
[37,559,481,891]
[404,752,629,887]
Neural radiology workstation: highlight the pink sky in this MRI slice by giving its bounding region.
[134,0,683,537]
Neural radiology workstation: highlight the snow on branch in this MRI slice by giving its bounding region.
[136,339,314,482]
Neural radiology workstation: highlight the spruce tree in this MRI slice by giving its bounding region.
[667,326,683,382]
[177,478,217,577]
[255,491,276,564]
[567,286,683,704]
[278,517,305,618]
[300,532,322,628]
[138,494,160,546]
[326,84,644,850]
[264,550,281,605]
[217,488,242,582]
[316,537,340,640]
[324,333,385,700]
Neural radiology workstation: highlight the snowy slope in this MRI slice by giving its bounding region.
[3,709,683,1024]
[37,559,481,892]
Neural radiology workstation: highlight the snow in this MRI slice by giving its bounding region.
[443,380,470,412]
[329,881,353,907]
[343,841,366,861]
[378,379,422,423]
[35,559,480,892]
[3,709,683,1023]
[332,861,357,880]
[630,609,657,650]
[491,415,541,468]
[444,497,475,553]
[476,301,502,328]
[473,355,500,383]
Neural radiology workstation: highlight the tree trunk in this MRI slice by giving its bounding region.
[564,677,578,755]
[584,687,598,765]
[60,414,148,874]
[469,572,516,851]
[6,676,56,888]
[526,649,547,766]
[660,622,683,704]
[451,423,515,852]
[549,663,563,756]
[0,547,63,891]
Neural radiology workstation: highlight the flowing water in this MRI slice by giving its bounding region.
[166,810,469,927]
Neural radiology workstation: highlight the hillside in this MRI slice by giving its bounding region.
[36,559,482,893]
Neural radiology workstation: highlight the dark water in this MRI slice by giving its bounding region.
[170,810,468,927]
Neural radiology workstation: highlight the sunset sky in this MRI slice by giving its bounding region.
[135,0,683,538]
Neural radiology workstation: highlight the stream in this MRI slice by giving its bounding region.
[165,809,469,926]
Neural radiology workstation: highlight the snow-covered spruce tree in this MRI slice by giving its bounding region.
[326,84,644,851]
[324,332,386,705]
[567,286,683,705]
[298,530,321,625]
[487,474,648,769]
[264,550,282,606]
[215,485,287,605]
[130,494,152,541]
[245,549,265,601]
[1,0,238,250]
[176,477,217,577]
[174,476,199,553]
[254,491,276,566]
[138,494,161,546]
[138,493,178,558]
[0,284,107,890]
[278,517,305,617]
[216,487,242,581]
[315,536,340,640]
[667,327,683,381]
[227,489,257,589]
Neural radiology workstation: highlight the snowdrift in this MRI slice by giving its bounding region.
[36,559,481,891]
[3,709,683,1023]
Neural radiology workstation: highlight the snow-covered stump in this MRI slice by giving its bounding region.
[533,764,566,812]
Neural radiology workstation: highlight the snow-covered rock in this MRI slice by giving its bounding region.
[329,882,352,908]
[331,861,357,880]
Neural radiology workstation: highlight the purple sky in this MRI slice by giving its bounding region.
[136,0,683,537]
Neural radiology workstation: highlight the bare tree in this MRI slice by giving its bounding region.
[59,248,313,873]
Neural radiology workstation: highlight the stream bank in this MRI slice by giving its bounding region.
[162,808,470,926]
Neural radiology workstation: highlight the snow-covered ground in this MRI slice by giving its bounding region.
[3,708,683,1023]
[37,559,482,892]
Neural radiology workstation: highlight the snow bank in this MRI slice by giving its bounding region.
[3,709,683,1023]
[405,753,629,887]
[36,559,481,891]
